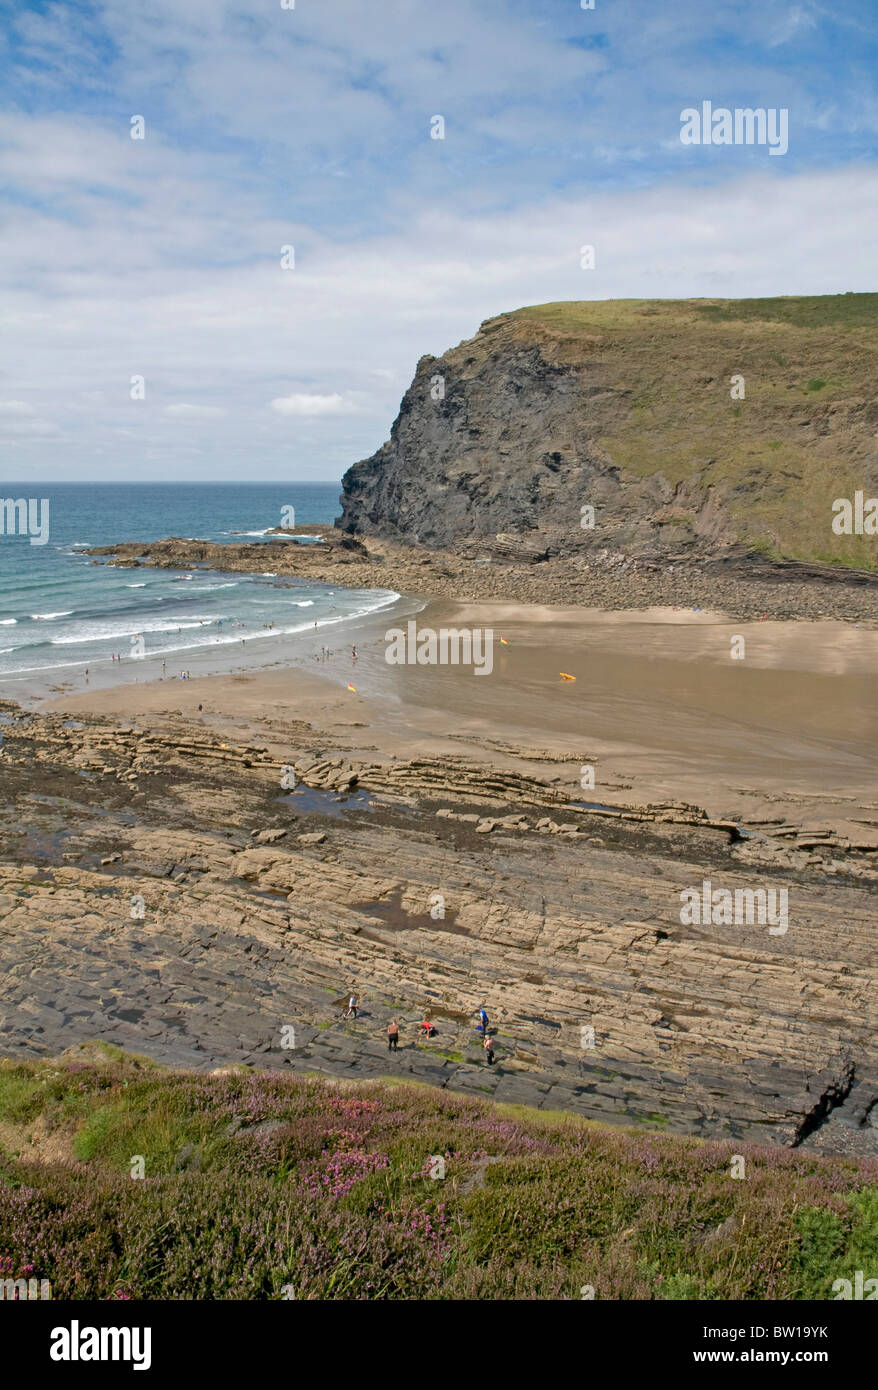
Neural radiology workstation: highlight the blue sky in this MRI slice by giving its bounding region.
[1,0,876,480]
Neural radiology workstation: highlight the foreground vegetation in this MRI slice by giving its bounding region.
[1,1045,876,1300]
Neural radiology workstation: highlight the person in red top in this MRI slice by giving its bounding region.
[419,1019,435,1037]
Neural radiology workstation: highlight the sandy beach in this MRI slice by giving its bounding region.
[2,585,875,1154]
[45,597,878,838]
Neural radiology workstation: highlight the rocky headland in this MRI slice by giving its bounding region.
[84,296,878,623]
[340,295,878,572]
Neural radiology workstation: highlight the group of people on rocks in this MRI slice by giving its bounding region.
[341,995,497,1065]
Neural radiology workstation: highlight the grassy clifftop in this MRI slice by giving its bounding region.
[1,1047,876,1301]
[341,292,877,567]
[472,295,878,568]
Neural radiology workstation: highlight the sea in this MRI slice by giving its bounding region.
[0,483,405,699]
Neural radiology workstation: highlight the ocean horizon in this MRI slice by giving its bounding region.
[0,482,403,697]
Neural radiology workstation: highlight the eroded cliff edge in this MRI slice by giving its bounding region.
[338,296,878,571]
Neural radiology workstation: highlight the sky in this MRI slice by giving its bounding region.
[1,0,877,482]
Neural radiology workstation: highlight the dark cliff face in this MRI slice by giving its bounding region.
[338,324,736,560]
[339,342,596,549]
[338,298,878,568]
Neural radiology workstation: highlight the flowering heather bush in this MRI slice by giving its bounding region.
[0,1053,876,1300]
[301,1134,390,1199]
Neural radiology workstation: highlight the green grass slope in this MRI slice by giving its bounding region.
[1,1047,877,1300]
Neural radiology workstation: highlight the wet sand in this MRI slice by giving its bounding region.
[45,599,878,837]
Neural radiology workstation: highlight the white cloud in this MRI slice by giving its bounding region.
[767,4,820,48]
[1,0,876,480]
[1,157,877,477]
[0,420,60,438]
[0,400,59,437]
[270,393,352,417]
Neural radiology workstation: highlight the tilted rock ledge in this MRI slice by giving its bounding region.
[1,702,876,1155]
[86,528,878,624]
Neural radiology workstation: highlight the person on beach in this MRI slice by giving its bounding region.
[387,1020,399,1051]
[483,1033,495,1066]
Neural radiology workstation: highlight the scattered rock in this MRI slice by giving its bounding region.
[701,1214,740,1249]
[173,1143,202,1172]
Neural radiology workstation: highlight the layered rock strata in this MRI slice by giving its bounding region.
[1,705,875,1155]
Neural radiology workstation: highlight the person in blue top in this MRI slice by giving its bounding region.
[477,1007,489,1035]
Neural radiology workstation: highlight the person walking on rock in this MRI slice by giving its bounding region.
[344,994,358,1019]
[483,1032,496,1066]
[477,1007,488,1036]
[387,1019,399,1052]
